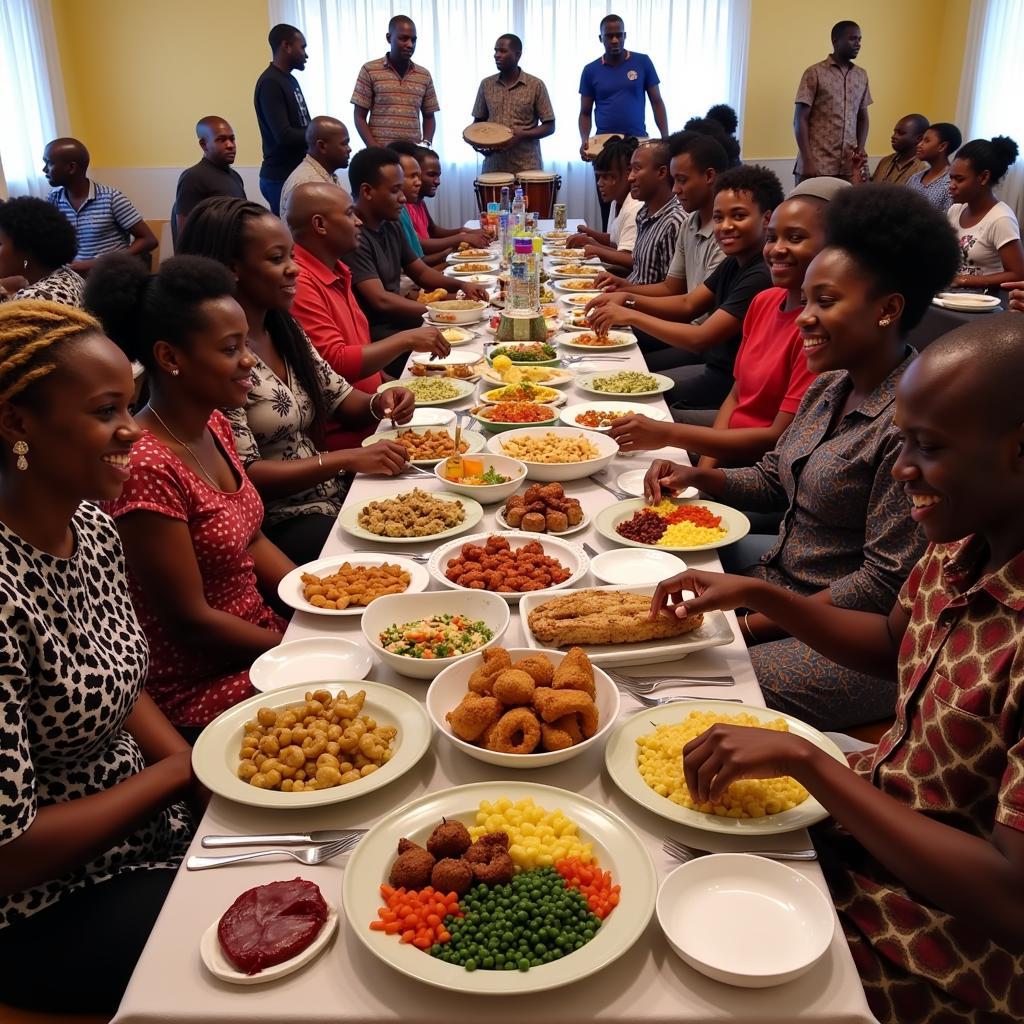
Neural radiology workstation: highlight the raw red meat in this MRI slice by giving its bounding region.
[218,878,328,975]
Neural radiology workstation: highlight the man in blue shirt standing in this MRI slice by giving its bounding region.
[579,14,668,226]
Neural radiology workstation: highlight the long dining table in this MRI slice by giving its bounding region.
[113,221,876,1024]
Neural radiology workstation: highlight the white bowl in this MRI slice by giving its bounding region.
[657,855,835,987]
[427,530,590,604]
[249,638,372,693]
[559,401,668,432]
[426,647,620,768]
[424,299,489,324]
[615,468,697,500]
[486,426,618,482]
[360,589,510,680]
[589,548,687,586]
[407,349,484,369]
[405,407,456,427]
[432,453,527,504]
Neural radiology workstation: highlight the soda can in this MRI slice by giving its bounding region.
[553,203,568,231]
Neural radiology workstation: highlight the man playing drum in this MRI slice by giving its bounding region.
[468,34,555,174]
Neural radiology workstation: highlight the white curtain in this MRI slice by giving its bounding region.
[0,0,69,198]
[269,0,749,227]
[956,0,1024,219]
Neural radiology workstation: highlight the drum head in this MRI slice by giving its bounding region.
[516,171,556,182]
[476,172,516,185]
[464,121,514,146]
[585,133,618,157]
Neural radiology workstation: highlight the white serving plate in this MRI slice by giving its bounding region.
[457,274,498,287]
[932,291,1001,312]
[361,426,486,466]
[425,300,489,325]
[425,647,620,768]
[200,903,339,985]
[478,384,566,407]
[560,293,601,308]
[519,584,733,666]
[658,855,835,987]
[560,401,667,432]
[343,781,656,995]
[249,638,372,693]
[377,377,476,406]
[432,327,477,346]
[616,468,697,500]
[339,491,483,545]
[276,553,430,618]
[425,313,487,329]
[445,249,495,263]
[494,505,591,536]
[594,497,750,553]
[553,280,602,295]
[408,348,484,369]
[486,425,619,482]
[554,330,635,351]
[449,262,499,276]
[405,407,457,427]
[605,699,847,834]
[549,266,603,280]
[427,529,589,604]
[191,681,432,809]
[478,366,574,388]
[589,548,687,586]
[360,588,511,680]
[575,370,675,398]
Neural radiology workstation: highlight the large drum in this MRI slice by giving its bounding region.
[516,170,561,218]
[473,171,515,213]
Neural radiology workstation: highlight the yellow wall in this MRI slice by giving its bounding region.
[53,0,970,167]
[743,0,971,157]
[53,0,267,167]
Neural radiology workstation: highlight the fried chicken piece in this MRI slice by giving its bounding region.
[389,846,435,889]
[426,819,472,859]
[467,647,512,696]
[492,668,535,705]
[471,849,515,886]
[445,694,503,742]
[511,655,554,687]
[552,646,595,699]
[540,713,584,751]
[532,687,599,737]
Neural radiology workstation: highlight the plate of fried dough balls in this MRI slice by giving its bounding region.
[425,646,620,767]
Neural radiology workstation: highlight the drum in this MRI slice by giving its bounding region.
[464,121,514,150]
[473,171,515,213]
[515,170,561,218]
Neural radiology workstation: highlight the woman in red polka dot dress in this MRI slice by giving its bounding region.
[88,254,291,740]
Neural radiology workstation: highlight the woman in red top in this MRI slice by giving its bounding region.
[87,253,291,739]
[609,177,849,468]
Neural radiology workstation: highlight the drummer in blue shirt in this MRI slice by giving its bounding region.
[579,15,668,225]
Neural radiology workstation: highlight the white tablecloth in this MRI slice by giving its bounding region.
[114,228,875,1024]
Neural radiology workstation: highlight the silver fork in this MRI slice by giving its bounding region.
[625,690,742,707]
[562,354,631,365]
[588,474,633,501]
[607,668,735,693]
[186,835,360,871]
[663,836,817,863]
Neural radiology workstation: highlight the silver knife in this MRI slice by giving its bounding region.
[201,828,367,849]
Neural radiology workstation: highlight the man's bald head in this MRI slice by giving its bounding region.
[42,137,89,187]
[286,183,361,260]
[195,117,237,167]
[305,116,352,172]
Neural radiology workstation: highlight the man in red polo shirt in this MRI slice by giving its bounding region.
[286,182,450,450]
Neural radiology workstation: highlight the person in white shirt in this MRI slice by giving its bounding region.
[565,135,642,272]
[946,135,1024,288]
[280,117,352,217]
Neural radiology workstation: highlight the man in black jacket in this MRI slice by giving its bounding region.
[254,23,311,214]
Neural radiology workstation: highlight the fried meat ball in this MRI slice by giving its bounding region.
[512,655,554,687]
[445,694,503,742]
[491,668,535,706]
[467,846,515,885]
[389,843,436,889]
[467,648,512,696]
[426,819,472,860]
[431,857,474,896]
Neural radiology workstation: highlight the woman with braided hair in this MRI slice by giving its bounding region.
[0,301,195,1014]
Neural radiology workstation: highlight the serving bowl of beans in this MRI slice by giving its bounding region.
[486,426,619,482]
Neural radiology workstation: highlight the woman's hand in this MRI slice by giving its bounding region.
[1003,280,1024,313]
[650,568,757,621]
[405,327,451,359]
[683,724,814,804]
[587,302,631,335]
[608,413,670,452]
[376,386,415,424]
[344,439,409,476]
[643,459,697,503]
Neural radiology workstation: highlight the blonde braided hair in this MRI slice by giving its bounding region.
[0,299,101,404]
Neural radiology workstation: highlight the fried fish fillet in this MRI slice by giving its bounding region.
[527,590,703,646]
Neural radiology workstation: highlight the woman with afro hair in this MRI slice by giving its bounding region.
[0,196,83,306]
[645,184,961,732]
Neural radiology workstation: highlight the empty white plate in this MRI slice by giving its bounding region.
[405,407,456,427]
[657,854,834,987]
[616,468,697,500]
[589,548,686,586]
[200,903,338,985]
[248,637,372,693]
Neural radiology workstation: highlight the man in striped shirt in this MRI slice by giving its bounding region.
[44,138,156,276]
[351,16,439,148]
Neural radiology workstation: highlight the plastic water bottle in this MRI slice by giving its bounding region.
[498,211,511,268]
[509,236,533,311]
[511,188,526,232]
[500,185,511,213]
[529,235,544,310]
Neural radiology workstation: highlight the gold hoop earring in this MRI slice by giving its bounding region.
[878,317,893,327]
[13,440,28,471]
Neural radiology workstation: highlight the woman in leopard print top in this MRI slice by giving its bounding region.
[0,196,85,307]
[0,301,194,1014]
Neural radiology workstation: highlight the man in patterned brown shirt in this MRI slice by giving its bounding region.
[469,34,555,174]
[794,21,872,183]
[653,316,1024,1024]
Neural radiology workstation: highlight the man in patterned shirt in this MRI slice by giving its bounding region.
[469,34,555,174]
[794,21,871,183]
[653,316,1024,1024]
[44,138,156,276]
[351,16,439,148]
